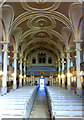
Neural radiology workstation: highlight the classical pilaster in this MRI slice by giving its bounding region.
[19,56,23,87]
[0,44,2,95]
[12,50,18,90]
[49,76,52,86]
[58,59,61,86]
[0,44,2,70]
[74,40,83,96]
[26,61,28,85]
[61,56,65,88]
[1,41,9,95]
[51,75,53,86]
[32,75,34,86]
[66,51,71,90]
[23,59,26,86]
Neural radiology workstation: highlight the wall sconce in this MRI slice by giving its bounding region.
[8,56,10,58]
[74,56,77,58]
[19,74,23,78]
[58,75,60,78]
[24,75,26,78]
[67,72,72,77]
[0,70,3,76]
[80,71,84,76]
[50,75,53,78]
[61,74,65,78]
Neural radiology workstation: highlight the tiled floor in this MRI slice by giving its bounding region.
[29,87,50,119]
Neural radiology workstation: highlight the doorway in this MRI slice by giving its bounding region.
[40,78,45,88]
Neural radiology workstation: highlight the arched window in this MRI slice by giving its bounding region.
[32,57,36,64]
[48,57,52,64]
[38,53,46,63]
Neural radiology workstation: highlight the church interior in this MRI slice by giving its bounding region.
[0,0,84,119]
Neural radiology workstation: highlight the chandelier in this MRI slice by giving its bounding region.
[35,0,46,4]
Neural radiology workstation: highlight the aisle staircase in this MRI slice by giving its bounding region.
[29,87,50,119]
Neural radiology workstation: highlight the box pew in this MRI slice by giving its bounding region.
[46,86,83,120]
[0,86,38,119]
[53,111,83,120]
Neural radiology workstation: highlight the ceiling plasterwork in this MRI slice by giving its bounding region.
[30,30,53,39]
[20,1,61,11]
[27,15,56,30]
[11,11,73,31]
[20,29,63,44]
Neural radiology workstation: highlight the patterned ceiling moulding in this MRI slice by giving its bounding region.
[26,41,56,51]
[27,43,59,52]
[27,15,56,29]
[20,29,63,43]
[69,3,83,40]
[11,11,73,32]
[23,38,61,52]
[30,30,53,39]
[21,39,62,55]
[20,0,61,11]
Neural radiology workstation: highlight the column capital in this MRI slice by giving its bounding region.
[61,61,65,63]
[2,49,9,52]
[66,56,71,59]
[75,48,82,51]
[60,56,65,59]
[12,57,18,59]
[12,50,18,53]
[0,41,9,44]
[74,40,83,43]
[65,50,71,53]
[23,59,26,62]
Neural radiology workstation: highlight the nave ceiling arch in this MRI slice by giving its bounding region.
[0,0,84,66]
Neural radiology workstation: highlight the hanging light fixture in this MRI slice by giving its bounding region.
[35,0,46,4]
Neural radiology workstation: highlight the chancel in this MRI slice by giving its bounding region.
[0,0,84,119]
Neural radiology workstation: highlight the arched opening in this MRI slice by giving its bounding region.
[38,52,46,63]
[48,57,52,64]
[32,57,36,64]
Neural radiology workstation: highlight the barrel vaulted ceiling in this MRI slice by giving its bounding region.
[0,0,84,59]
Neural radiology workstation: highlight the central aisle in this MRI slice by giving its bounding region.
[29,87,50,119]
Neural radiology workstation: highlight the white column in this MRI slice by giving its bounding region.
[26,61,28,85]
[32,75,34,86]
[0,44,2,70]
[51,76,53,86]
[1,42,9,95]
[23,59,26,86]
[74,40,83,96]
[0,44,2,94]
[49,76,52,86]
[67,52,71,90]
[26,77,28,85]
[58,59,61,86]
[62,57,65,88]
[19,57,23,87]
[12,51,18,90]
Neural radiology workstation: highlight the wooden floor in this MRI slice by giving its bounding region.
[29,87,50,119]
